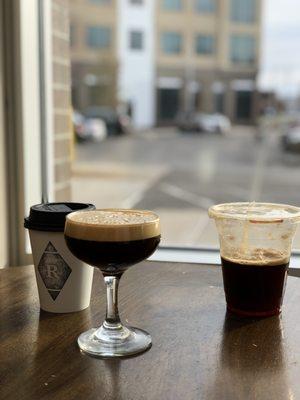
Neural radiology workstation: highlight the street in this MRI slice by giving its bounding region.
[72,127,300,247]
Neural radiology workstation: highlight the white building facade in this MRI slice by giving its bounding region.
[117,0,156,129]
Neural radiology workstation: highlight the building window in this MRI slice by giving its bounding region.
[162,0,182,11]
[89,0,111,4]
[86,26,111,48]
[235,90,252,119]
[161,32,182,54]
[230,35,255,64]
[195,0,215,13]
[231,0,256,23]
[70,24,75,47]
[195,35,215,55]
[214,92,224,113]
[129,31,144,50]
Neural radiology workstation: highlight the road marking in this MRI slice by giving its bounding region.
[185,213,211,244]
[121,169,170,208]
[250,137,268,201]
[159,182,214,209]
[121,189,146,208]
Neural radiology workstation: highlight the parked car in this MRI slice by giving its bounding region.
[177,112,231,135]
[73,110,107,142]
[282,127,300,152]
[84,106,130,136]
[84,118,107,142]
[73,110,91,142]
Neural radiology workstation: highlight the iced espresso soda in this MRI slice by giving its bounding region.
[209,202,300,317]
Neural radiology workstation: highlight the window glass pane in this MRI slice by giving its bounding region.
[236,90,252,119]
[195,35,215,54]
[162,0,182,11]
[129,31,144,50]
[230,35,255,64]
[41,0,300,252]
[214,92,224,113]
[70,24,75,47]
[231,0,256,23]
[195,0,215,13]
[86,26,111,48]
[161,32,182,53]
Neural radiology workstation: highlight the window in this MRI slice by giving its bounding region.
[231,0,256,23]
[195,34,215,55]
[195,0,215,13]
[129,31,144,50]
[5,0,300,268]
[86,26,111,48]
[162,0,182,11]
[235,90,252,119]
[70,24,75,47]
[214,92,224,113]
[161,32,182,54]
[89,0,111,4]
[230,35,255,64]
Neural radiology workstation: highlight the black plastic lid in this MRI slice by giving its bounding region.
[24,202,95,232]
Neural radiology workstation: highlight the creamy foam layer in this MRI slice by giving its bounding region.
[221,248,289,266]
[209,202,300,222]
[65,209,160,242]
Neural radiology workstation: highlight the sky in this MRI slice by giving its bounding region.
[259,0,300,96]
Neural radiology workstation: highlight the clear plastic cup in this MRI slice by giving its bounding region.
[209,202,300,317]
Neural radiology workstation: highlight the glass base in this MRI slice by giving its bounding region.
[78,325,152,358]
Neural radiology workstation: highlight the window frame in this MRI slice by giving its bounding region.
[2,0,54,266]
[150,246,300,267]
[3,0,300,269]
[0,2,8,268]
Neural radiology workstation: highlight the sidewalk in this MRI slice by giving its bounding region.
[71,161,218,247]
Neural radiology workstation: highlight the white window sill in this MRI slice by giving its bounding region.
[150,246,300,269]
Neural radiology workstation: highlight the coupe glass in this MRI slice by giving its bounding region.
[64,209,160,358]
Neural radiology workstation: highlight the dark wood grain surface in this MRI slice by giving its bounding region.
[1,262,300,400]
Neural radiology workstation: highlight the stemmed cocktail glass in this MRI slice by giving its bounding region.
[64,209,160,358]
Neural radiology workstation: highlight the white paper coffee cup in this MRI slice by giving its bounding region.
[25,202,95,313]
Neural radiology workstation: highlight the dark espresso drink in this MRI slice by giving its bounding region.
[65,236,160,276]
[64,209,160,277]
[221,252,289,317]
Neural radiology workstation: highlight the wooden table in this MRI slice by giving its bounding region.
[1,262,300,400]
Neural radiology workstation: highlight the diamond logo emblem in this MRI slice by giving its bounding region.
[38,241,72,301]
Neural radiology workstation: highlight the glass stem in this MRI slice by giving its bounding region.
[103,275,122,330]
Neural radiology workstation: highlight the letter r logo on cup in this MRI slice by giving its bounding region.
[46,265,59,279]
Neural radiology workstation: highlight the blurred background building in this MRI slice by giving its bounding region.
[69,0,118,112]
[69,0,262,128]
